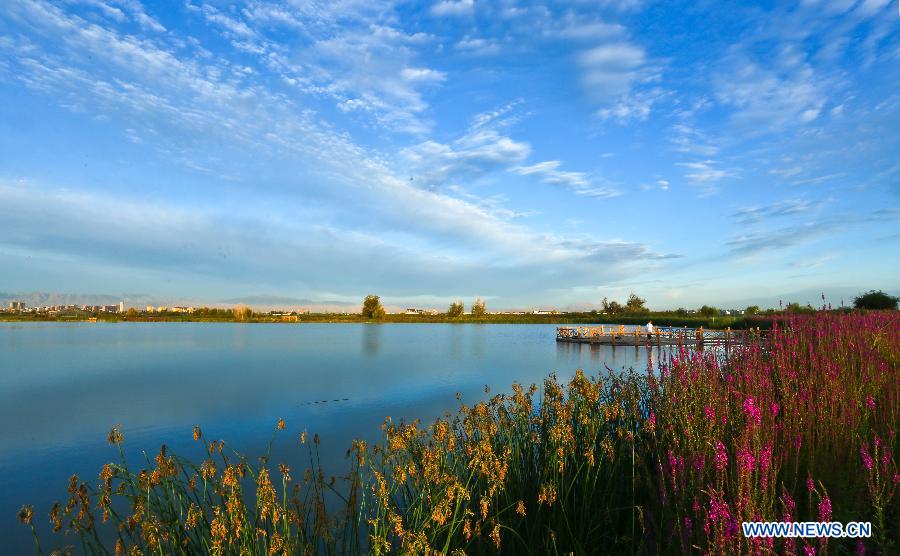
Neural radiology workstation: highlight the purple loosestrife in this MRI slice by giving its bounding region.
[714,441,728,472]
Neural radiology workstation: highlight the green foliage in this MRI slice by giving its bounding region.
[785,302,815,314]
[447,300,464,317]
[698,304,718,317]
[853,290,899,310]
[744,305,760,315]
[600,296,625,314]
[625,293,648,313]
[361,294,385,319]
[471,298,486,317]
[233,304,253,322]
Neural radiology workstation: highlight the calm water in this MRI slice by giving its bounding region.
[0,322,661,552]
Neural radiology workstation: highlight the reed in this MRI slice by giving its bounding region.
[20,312,898,554]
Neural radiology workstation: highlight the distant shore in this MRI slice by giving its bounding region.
[0,312,776,329]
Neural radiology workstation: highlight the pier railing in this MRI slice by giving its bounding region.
[556,325,765,347]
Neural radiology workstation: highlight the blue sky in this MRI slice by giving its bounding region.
[0,0,898,310]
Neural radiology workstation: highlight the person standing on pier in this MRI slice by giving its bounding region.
[646,320,654,339]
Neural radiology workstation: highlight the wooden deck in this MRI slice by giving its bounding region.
[556,325,765,347]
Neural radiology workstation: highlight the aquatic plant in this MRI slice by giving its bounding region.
[20,312,898,554]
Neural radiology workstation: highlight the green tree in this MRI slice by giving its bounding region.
[447,300,464,317]
[853,290,899,310]
[674,307,687,316]
[607,301,624,314]
[626,293,648,313]
[361,295,386,319]
[233,304,252,322]
[698,305,718,317]
[745,305,760,315]
[785,302,815,314]
[471,298,486,317]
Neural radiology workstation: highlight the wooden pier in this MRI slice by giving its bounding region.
[556,325,764,348]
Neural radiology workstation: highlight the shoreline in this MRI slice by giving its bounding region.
[0,313,775,329]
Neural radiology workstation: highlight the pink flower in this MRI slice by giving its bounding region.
[759,443,773,474]
[704,405,715,421]
[865,395,875,410]
[714,441,728,471]
[807,476,815,492]
[743,397,762,426]
[818,496,832,522]
[738,446,755,474]
[781,491,796,521]
[860,446,874,471]
[770,402,780,417]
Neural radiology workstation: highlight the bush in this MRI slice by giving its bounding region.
[447,300,464,318]
[362,294,385,319]
[853,290,899,310]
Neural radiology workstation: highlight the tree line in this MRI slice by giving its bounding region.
[359,289,897,320]
[362,295,487,319]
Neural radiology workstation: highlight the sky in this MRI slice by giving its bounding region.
[0,0,898,311]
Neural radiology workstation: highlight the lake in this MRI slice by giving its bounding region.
[0,322,662,552]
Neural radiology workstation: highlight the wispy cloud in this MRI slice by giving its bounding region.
[726,221,835,256]
[732,199,822,225]
[511,161,621,198]
[715,60,827,129]
[576,39,664,122]
[676,160,735,195]
[454,36,502,56]
[401,129,531,187]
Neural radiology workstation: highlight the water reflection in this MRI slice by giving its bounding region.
[362,323,382,356]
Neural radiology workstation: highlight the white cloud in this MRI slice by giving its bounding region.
[579,42,647,99]
[402,128,531,186]
[715,58,828,130]
[577,40,663,121]
[512,161,589,188]
[670,124,720,156]
[677,161,731,183]
[511,161,621,198]
[676,160,736,195]
[455,36,501,56]
[400,67,447,83]
[430,0,474,17]
[732,199,818,225]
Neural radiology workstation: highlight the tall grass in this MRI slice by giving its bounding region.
[19,312,898,554]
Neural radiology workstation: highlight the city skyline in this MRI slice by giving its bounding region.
[1,1,898,308]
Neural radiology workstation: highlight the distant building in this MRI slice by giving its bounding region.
[170,306,195,314]
[157,306,168,312]
[531,310,559,315]
[405,308,438,315]
[102,305,118,313]
[119,301,125,313]
[8,301,25,311]
[146,306,156,313]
